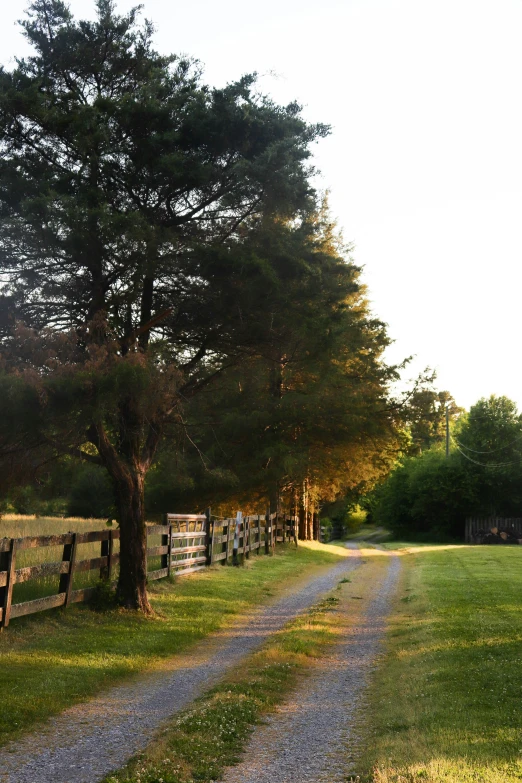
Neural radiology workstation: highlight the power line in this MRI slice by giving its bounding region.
[452,432,522,455]
[454,444,522,469]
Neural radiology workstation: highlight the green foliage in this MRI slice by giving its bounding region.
[371,449,477,540]
[8,485,40,515]
[371,395,522,540]
[454,395,522,516]
[0,0,407,605]
[67,465,115,519]
[405,386,462,455]
[319,517,333,542]
[89,579,118,612]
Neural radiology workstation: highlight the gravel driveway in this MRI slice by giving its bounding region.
[0,551,362,783]
[222,551,401,783]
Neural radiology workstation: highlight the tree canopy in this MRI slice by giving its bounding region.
[0,0,404,609]
[371,395,522,540]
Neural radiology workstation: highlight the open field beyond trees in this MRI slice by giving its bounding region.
[357,543,522,782]
[0,515,121,604]
[0,534,344,745]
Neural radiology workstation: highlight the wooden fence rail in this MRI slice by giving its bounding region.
[465,517,522,544]
[0,511,298,628]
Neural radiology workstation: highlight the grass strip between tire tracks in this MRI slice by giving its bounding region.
[0,541,347,745]
[103,553,386,783]
[354,544,522,783]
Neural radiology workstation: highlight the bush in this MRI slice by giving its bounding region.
[371,449,478,540]
[89,579,118,611]
[8,485,41,515]
[319,516,333,542]
[67,466,115,519]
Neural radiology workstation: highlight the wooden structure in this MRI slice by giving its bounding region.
[0,510,299,628]
[0,528,120,629]
[465,517,522,544]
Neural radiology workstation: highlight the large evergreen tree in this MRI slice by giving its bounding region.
[0,0,327,610]
[166,205,401,527]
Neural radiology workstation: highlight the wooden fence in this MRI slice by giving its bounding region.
[465,517,522,544]
[0,511,298,628]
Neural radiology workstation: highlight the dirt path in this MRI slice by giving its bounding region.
[0,552,362,783]
[222,551,401,783]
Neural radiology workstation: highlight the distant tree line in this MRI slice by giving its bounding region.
[369,395,522,540]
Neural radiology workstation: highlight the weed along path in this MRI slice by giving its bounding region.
[222,548,401,783]
[0,550,363,783]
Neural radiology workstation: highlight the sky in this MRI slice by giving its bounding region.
[1,0,521,410]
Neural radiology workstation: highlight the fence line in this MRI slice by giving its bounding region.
[465,517,522,544]
[0,511,299,628]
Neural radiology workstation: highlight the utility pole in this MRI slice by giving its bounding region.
[445,404,450,458]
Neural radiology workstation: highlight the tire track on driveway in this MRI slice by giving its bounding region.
[222,550,401,783]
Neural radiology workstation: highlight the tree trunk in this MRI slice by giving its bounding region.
[298,480,307,540]
[269,481,280,518]
[306,509,313,540]
[113,471,151,613]
[313,511,319,541]
[298,506,306,540]
[88,419,157,614]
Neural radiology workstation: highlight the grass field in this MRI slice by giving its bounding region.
[356,543,522,782]
[1,515,122,602]
[0,537,347,746]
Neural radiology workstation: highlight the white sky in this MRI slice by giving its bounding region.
[1,0,521,411]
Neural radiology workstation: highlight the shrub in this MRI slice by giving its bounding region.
[371,449,478,540]
[67,466,115,519]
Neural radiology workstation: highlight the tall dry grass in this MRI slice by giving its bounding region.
[1,514,121,604]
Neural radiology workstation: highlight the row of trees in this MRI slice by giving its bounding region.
[370,395,522,540]
[0,1,437,609]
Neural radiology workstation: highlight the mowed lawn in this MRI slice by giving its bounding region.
[0,533,345,746]
[358,543,522,782]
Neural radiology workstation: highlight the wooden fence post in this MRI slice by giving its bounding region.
[206,508,214,565]
[161,514,170,573]
[265,508,270,555]
[245,518,250,560]
[100,529,114,581]
[59,533,78,608]
[167,524,173,576]
[0,539,17,630]
[225,518,233,564]
[233,511,242,565]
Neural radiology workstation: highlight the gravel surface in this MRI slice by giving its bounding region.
[0,552,361,783]
[222,551,401,783]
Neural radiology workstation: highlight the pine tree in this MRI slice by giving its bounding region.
[0,0,327,609]
[179,205,401,531]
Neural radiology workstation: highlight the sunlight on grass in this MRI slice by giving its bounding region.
[355,545,522,783]
[0,540,344,745]
[300,540,355,557]
[0,514,105,537]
